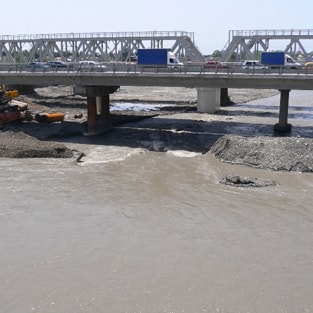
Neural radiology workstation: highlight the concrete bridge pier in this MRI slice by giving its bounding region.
[197,87,221,113]
[220,88,232,106]
[274,89,292,133]
[85,86,119,135]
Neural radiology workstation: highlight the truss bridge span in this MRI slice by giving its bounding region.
[0,31,205,64]
[221,29,313,62]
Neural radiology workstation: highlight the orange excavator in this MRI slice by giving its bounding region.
[0,86,27,129]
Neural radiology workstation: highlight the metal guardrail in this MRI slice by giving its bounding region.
[1,62,313,76]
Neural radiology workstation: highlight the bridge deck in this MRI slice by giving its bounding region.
[1,66,313,91]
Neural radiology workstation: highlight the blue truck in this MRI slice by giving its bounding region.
[261,52,300,69]
[137,48,183,67]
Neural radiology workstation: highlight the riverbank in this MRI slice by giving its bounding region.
[1,86,313,173]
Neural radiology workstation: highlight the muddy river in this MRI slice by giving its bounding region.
[1,90,313,313]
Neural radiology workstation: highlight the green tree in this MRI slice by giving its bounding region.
[211,50,222,59]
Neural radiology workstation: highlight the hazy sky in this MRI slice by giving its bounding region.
[2,0,313,54]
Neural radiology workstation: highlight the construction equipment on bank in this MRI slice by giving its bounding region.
[0,86,19,104]
[0,86,28,129]
[1,85,66,128]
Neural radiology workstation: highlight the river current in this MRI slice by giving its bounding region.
[1,91,313,313]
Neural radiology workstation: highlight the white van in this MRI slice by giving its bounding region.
[284,54,301,69]
[167,51,184,68]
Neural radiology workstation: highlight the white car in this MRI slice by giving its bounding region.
[78,60,107,72]
[242,60,267,70]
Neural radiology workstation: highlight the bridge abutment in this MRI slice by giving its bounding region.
[197,88,221,113]
[274,89,292,133]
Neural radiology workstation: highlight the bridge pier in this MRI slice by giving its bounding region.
[85,86,119,136]
[221,88,233,106]
[197,87,221,113]
[274,89,292,133]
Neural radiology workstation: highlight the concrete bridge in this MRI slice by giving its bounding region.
[1,65,313,135]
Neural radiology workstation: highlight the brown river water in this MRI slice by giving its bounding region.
[1,91,313,313]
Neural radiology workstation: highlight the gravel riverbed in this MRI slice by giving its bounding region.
[1,85,313,173]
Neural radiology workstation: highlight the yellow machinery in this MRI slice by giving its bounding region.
[0,85,19,104]
[0,85,24,129]
[5,89,19,99]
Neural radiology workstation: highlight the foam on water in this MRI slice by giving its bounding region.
[166,150,201,158]
[110,102,173,111]
[78,146,146,165]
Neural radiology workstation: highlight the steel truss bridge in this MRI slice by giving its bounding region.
[0,31,205,64]
[221,29,313,62]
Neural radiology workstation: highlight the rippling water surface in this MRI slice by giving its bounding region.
[1,91,313,313]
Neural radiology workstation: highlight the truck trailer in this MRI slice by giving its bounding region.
[137,48,183,68]
[261,52,300,69]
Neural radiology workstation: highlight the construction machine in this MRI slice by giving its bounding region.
[0,86,28,129]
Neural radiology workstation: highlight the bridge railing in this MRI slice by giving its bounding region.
[229,29,313,38]
[1,62,313,76]
[0,31,194,41]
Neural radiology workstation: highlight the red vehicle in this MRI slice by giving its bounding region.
[204,60,229,69]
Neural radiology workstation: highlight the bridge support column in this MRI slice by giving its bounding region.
[85,86,119,136]
[274,89,292,133]
[220,88,232,106]
[86,96,98,135]
[100,94,110,120]
[197,88,221,113]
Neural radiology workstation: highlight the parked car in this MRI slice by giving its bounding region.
[204,60,229,69]
[78,60,107,72]
[242,60,267,70]
[24,61,52,72]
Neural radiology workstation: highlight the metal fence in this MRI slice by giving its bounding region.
[1,62,313,76]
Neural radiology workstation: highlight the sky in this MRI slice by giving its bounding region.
[2,0,313,55]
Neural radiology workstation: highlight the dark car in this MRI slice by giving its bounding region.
[46,60,69,69]
[24,61,52,72]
